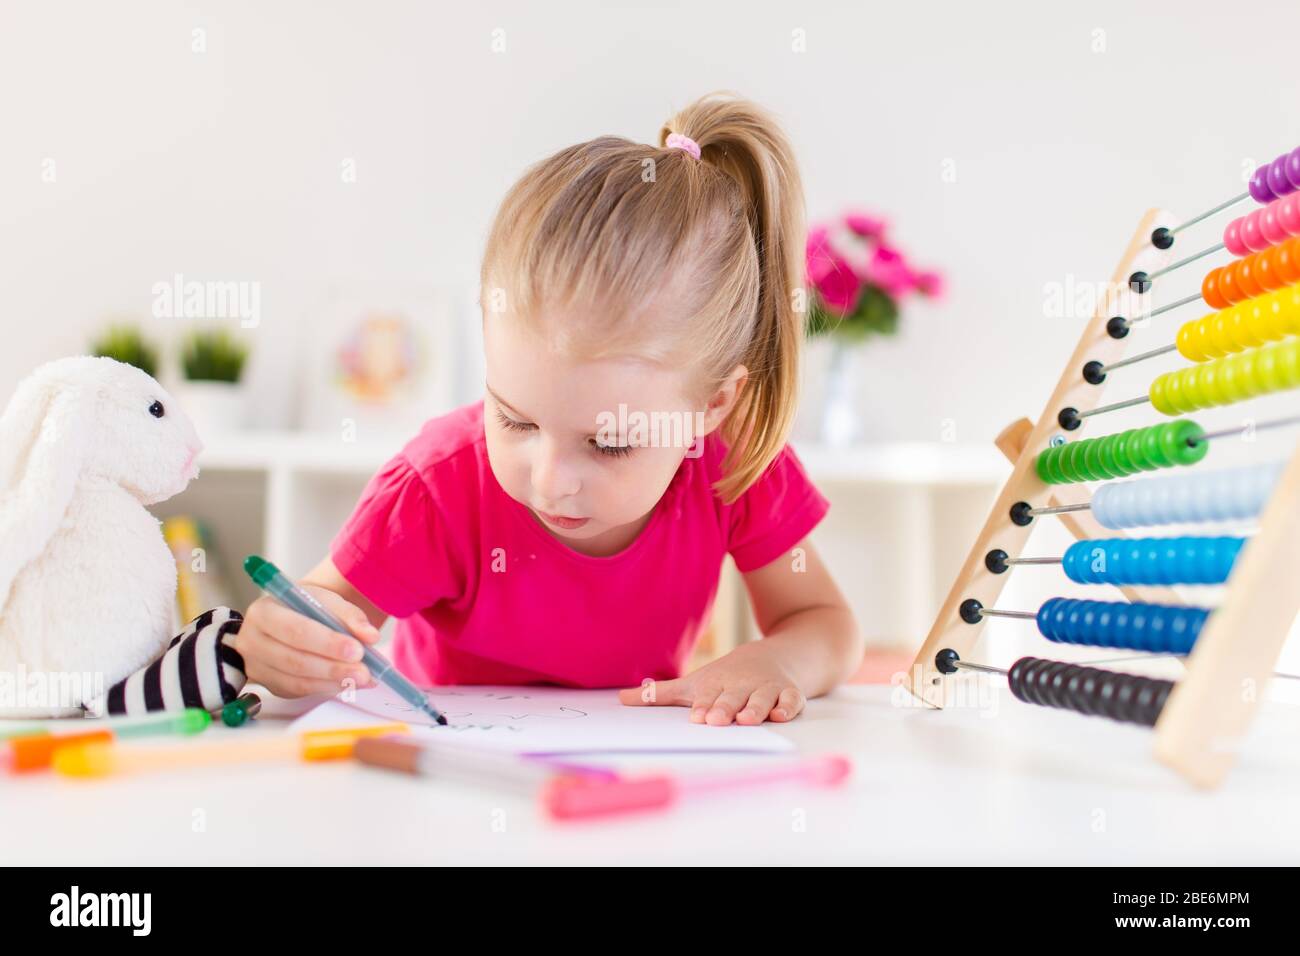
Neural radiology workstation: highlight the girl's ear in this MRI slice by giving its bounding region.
[702,363,749,433]
[0,372,92,610]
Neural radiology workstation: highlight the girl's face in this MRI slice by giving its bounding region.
[483,313,735,557]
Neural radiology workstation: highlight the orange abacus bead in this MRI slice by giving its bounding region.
[1218,262,1244,302]
[1234,256,1264,298]
[1277,238,1300,284]
[1202,268,1229,309]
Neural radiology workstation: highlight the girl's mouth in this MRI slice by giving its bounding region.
[537,509,589,530]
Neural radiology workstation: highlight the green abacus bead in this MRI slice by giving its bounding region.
[1044,444,1069,484]
[1278,339,1300,388]
[1081,438,1106,481]
[1149,374,1175,416]
[1061,440,1085,483]
[1255,346,1283,394]
[1108,431,1137,476]
[1036,447,1061,484]
[1122,427,1149,471]
[1140,425,1169,469]
[1166,419,1208,466]
[1094,433,1122,478]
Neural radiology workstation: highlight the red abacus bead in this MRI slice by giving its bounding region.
[1225,219,1249,256]
[1202,268,1229,309]
[1280,193,1300,237]
[1218,262,1244,302]
[1261,204,1288,244]
[1242,210,1268,253]
[1234,257,1263,298]
[1269,156,1295,198]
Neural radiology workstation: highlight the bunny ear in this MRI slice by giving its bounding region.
[0,369,92,611]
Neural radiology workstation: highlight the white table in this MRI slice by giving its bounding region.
[6,682,1300,865]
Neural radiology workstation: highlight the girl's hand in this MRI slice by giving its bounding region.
[235,585,383,699]
[617,641,806,725]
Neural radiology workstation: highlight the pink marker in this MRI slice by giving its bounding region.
[540,753,852,821]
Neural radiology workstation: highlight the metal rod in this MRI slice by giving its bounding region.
[975,607,1037,621]
[1168,191,1251,236]
[1075,394,1152,419]
[1098,343,1177,375]
[951,659,1009,676]
[1146,292,1204,319]
[1004,556,1063,566]
[1026,502,1091,517]
[1190,413,1300,444]
[1147,242,1226,282]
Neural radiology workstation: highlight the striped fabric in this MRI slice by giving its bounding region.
[98,607,247,717]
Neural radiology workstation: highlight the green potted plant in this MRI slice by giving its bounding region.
[174,327,251,433]
[90,324,160,379]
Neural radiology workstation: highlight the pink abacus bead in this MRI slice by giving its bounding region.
[1261,204,1288,245]
[1280,193,1300,237]
[1288,147,1300,190]
[1224,218,1249,256]
[1268,156,1295,198]
[1242,210,1268,253]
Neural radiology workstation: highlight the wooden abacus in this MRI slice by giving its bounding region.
[907,146,1300,789]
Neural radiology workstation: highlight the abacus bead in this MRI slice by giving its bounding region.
[1280,286,1300,334]
[1168,420,1207,465]
[1219,260,1244,300]
[1235,257,1263,298]
[1224,219,1249,257]
[1081,439,1104,481]
[1255,345,1283,392]
[1280,194,1300,237]
[1268,156,1294,198]
[1289,147,1300,189]
[1242,210,1268,253]
[1261,204,1288,245]
[1063,441,1086,482]
[1149,374,1173,414]
[1234,299,1267,348]
[1174,319,1202,361]
[1209,307,1236,356]
[1123,428,1148,471]
[1110,432,1137,475]
[1250,165,1275,203]
[1278,240,1300,283]
[1255,247,1279,291]
[1144,424,1172,466]
[1202,268,1229,309]
[1036,447,1057,484]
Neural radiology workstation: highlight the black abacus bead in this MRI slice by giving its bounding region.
[1058,407,1081,430]
[959,598,984,624]
[1007,657,1175,727]
[935,648,960,675]
[1009,501,1034,526]
[1106,316,1130,339]
[1128,271,1151,294]
[1082,360,1106,385]
[985,549,1009,574]
[1151,227,1174,250]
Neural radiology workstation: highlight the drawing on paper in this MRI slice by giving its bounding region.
[348,689,590,732]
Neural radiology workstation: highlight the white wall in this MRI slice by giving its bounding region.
[2,0,1298,438]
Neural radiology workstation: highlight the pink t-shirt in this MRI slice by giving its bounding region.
[330,400,830,688]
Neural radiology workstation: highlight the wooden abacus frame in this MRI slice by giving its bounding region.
[906,209,1300,789]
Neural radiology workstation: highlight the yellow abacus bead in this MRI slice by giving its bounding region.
[1243,296,1279,344]
[1175,321,1201,361]
[1228,305,1263,352]
[1277,286,1300,336]
[1255,345,1283,392]
[1195,362,1224,409]
[1279,339,1300,388]
[1235,351,1263,399]
[1149,374,1174,414]
[1209,308,1238,358]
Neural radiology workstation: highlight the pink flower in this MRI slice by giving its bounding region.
[913,270,945,299]
[844,212,888,240]
[864,244,916,298]
[807,227,862,315]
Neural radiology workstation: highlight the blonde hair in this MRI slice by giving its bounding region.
[479,91,806,504]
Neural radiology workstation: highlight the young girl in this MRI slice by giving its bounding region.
[237,92,863,726]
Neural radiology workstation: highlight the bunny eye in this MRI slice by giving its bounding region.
[148,400,165,418]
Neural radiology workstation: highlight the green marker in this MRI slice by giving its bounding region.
[108,708,211,738]
[243,556,447,726]
[221,692,262,727]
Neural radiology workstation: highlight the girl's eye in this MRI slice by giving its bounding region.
[590,440,633,459]
[494,408,534,433]
[148,400,165,418]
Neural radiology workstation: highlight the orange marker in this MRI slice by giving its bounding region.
[53,723,409,778]
[6,729,113,773]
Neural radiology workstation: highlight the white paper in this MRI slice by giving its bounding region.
[287,684,795,755]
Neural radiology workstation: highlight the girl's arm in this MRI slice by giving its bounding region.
[738,536,863,699]
[619,537,864,724]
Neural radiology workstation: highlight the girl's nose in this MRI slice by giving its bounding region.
[531,438,581,503]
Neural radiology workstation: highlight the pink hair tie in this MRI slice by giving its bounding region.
[665,132,701,160]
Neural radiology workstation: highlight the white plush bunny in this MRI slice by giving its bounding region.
[0,356,202,717]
